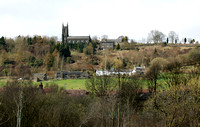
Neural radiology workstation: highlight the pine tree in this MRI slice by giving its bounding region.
[184,38,187,44]
[175,39,177,44]
[58,43,71,58]
[166,38,169,44]
[116,43,120,50]
[65,44,71,58]
[0,36,6,50]
[27,37,33,45]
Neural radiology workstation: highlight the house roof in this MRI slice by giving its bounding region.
[58,71,88,75]
[33,73,46,77]
[135,67,145,71]
[96,69,134,73]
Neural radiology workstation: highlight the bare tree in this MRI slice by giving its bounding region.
[92,36,99,43]
[117,36,124,43]
[148,30,165,43]
[145,57,168,93]
[168,31,179,43]
[101,35,108,41]
[144,80,200,127]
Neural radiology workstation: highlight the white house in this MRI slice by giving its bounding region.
[96,67,145,76]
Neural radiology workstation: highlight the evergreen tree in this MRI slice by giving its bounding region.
[166,38,169,44]
[92,42,97,54]
[77,43,88,53]
[116,43,120,50]
[190,39,195,44]
[55,43,71,58]
[65,44,71,58]
[28,56,36,66]
[122,58,127,68]
[27,37,33,45]
[121,36,128,42]
[184,38,187,44]
[175,39,177,44]
[33,36,37,44]
[77,42,81,52]
[0,36,7,50]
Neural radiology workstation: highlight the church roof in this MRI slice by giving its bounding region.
[67,36,90,40]
[101,41,114,43]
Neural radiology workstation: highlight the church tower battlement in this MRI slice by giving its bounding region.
[62,23,69,43]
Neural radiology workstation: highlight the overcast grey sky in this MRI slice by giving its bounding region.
[0,0,200,42]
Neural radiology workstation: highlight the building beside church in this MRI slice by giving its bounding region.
[62,23,91,43]
[100,41,114,50]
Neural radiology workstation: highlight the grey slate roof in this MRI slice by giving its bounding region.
[67,36,90,40]
[135,67,145,71]
[101,41,114,43]
[56,71,88,76]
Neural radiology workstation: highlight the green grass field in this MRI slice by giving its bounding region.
[0,78,86,90]
[34,79,86,90]
[0,79,7,87]
[0,77,168,90]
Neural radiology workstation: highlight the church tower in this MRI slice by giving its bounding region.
[62,23,69,43]
[66,23,69,37]
[62,23,65,43]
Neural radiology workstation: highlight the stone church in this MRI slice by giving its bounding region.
[62,23,91,43]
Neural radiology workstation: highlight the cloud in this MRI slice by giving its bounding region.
[0,0,200,41]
